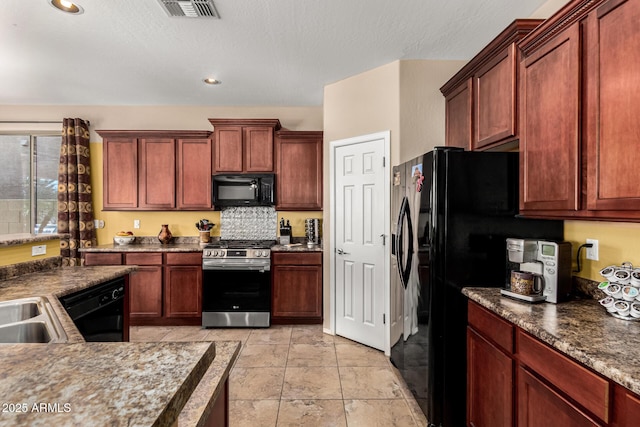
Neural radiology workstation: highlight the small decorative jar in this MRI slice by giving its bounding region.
[158,224,172,244]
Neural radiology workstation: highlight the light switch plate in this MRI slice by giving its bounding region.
[134,219,140,229]
[32,245,46,256]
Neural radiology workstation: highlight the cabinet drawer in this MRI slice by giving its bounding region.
[84,252,122,265]
[468,301,514,353]
[165,252,202,266]
[272,252,322,266]
[125,253,163,266]
[517,330,610,423]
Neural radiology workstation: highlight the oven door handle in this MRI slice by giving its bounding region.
[203,264,270,272]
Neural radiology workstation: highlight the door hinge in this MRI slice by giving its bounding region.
[383,313,386,324]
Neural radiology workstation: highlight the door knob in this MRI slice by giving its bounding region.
[337,248,350,255]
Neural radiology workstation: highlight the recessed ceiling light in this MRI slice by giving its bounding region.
[203,78,221,85]
[49,0,84,15]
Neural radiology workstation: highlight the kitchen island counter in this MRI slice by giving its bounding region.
[0,265,240,426]
[463,287,640,396]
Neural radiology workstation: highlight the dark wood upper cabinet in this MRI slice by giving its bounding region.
[441,19,543,151]
[139,138,176,209]
[585,0,640,211]
[177,138,212,209]
[102,137,138,209]
[518,0,640,221]
[97,130,212,211]
[275,130,323,211]
[444,78,472,150]
[209,119,281,173]
[519,23,581,212]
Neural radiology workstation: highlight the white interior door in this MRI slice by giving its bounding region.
[333,133,387,351]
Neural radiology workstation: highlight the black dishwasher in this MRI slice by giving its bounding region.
[59,277,126,342]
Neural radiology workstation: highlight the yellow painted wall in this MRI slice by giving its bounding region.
[0,240,61,266]
[564,221,640,281]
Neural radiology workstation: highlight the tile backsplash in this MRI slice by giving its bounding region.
[220,207,277,240]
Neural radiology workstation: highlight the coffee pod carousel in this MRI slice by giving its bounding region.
[598,262,640,321]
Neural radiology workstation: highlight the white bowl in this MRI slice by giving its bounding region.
[113,235,135,245]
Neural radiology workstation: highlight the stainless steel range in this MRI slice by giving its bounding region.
[202,239,275,328]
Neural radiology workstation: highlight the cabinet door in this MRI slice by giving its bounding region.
[128,265,163,318]
[275,131,323,210]
[244,126,274,172]
[519,23,581,212]
[164,265,202,318]
[213,126,243,173]
[517,366,601,427]
[467,328,513,427]
[177,138,212,209]
[272,265,322,320]
[474,44,517,150]
[612,384,640,427]
[445,78,472,149]
[585,0,640,211]
[103,138,138,209]
[139,138,176,209]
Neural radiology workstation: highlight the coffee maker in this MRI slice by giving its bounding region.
[502,238,572,303]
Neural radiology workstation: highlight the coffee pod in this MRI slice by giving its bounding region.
[599,266,616,279]
[631,270,640,287]
[615,300,630,317]
[630,302,640,318]
[622,285,639,302]
[597,281,610,291]
[605,283,622,298]
[600,296,616,312]
[613,269,631,285]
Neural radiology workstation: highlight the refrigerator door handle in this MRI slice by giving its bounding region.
[396,197,414,289]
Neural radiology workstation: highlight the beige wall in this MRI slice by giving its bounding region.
[0,105,323,142]
[322,59,466,328]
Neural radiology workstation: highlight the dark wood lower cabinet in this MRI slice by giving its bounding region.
[203,379,229,427]
[84,251,202,326]
[517,367,600,427]
[129,265,163,318]
[467,328,513,427]
[271,252,322,324]
[468,301,640,426]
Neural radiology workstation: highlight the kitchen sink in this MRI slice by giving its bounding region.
[0,300,40,326]
[0,321,51,343]
[0,297,67,343]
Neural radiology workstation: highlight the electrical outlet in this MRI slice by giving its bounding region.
[31,245,46,256]
[94,219,105,229]
[586,239,599,261]
[134,219,140,229]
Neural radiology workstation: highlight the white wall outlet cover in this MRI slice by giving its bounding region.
[134,220,141,229]
[586,239,599,261]
[32,245,46,256]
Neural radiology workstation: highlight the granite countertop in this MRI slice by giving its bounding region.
[463,287,640,395]
[80,242,205,252]
[0,233,68,247]
[271,243,323,252]
[0,266,240,426]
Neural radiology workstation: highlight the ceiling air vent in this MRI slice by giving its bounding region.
[158,0,220,18]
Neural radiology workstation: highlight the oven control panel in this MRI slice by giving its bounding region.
[203,249,271,259]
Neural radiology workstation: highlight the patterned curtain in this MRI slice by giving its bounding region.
[58,118,96,266]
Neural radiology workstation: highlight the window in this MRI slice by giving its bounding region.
[0,134,61,236]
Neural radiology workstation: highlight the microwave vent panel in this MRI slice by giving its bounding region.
[158,0,220,18]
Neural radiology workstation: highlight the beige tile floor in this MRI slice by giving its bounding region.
[130,324,428,426]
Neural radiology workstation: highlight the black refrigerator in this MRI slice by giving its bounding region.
[389,147,563,427]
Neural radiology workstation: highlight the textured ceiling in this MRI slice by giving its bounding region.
[0,0,549,106]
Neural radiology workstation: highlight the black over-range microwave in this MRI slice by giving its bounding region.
[212,174,275,208]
